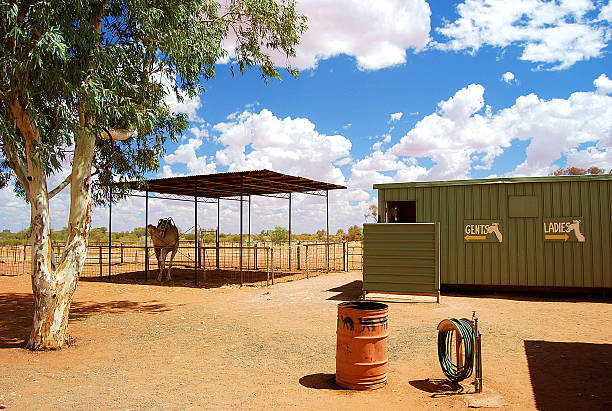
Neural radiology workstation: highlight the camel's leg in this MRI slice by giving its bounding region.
[158,248,167,282]
[166,247,177,281]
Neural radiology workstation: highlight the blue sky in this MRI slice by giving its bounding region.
[2,0,612,235]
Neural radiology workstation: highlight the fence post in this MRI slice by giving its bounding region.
[254,243,258,270]
[121,242,124,264]
[271,247,275,285]
[266,247,269,287]
[202,246,207,283]
[297,244,301,271]
[198,240,202,268]
[343,242,347,271]
[23,244,27,275]
[305,245,309,279]
[98,245,102,277]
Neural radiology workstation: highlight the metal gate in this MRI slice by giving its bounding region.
[362,223,440,301]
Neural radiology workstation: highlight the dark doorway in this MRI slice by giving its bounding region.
[386,201,416,223]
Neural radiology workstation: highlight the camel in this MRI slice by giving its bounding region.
[485,222,503,243]
[567,219,586,242]
[147,218,179,281]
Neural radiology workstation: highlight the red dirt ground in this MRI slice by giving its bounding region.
[1,271,611,410]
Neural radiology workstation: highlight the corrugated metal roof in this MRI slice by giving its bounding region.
[373,174,612,190]
[118,169,346,198]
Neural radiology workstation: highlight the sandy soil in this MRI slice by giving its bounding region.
[1,271,611,410]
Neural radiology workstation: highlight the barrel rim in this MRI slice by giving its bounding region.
[338,301,388,311]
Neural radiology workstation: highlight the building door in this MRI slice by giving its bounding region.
[386,201,416,223]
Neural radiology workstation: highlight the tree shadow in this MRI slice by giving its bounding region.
[326,280,363,301]
[525,340,612,410]
[0,293,173,349]
[299,373,343,390]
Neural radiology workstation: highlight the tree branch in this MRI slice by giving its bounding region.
[99,128,136,141]
[48,173,72,199]
[3,138,31,199]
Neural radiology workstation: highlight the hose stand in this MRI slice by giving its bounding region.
[472,311,482,393]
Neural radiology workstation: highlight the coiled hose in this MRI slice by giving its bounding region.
[438,318,474,382]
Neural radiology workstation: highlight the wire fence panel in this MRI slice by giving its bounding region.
[0,240,364,286]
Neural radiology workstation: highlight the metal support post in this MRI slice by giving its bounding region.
[145,190,149,281]
[195,192,198,286]
[248,195,251,270]
[473,311,482,393]
[326,190,329,272]
[108,187,112,281]
[240,177,243,286]
[216,198,220,269]
[288,193,292,270]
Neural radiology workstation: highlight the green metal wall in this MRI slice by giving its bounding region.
[375,176,612,289]
[363,223,440,297]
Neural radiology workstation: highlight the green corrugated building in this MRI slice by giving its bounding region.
[371,175,612,292]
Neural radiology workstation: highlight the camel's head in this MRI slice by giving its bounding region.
[147,224,156,234]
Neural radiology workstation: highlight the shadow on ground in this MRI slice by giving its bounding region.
[525,340,612,410]
[299,373,343,390]
[81,267,324,289]
[442,288,612,303]
[326,280,363,301]
[409,378,467,398]
[0,293,172,349]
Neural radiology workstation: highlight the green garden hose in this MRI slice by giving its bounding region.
[438,318,474,382]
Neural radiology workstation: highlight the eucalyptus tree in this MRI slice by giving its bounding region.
[0,0,306,350]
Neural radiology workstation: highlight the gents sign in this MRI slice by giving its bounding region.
[543,217,586,242]
[463,220,503,243]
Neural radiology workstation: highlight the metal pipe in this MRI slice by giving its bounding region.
[216,198,220,269]
[288,193,292,270]
[145,190,149,281]
[473,311,482,393]
[108,188,112,281]
[195,191,198,286]
[240,177,243,286]
[248,195,251,270]
[326,190,329,272]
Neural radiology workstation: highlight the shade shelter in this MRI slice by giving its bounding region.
[111,169,346,285]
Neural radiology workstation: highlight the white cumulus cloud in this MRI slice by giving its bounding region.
[383,78,612,180]
[501,71,517,84]
[222,0,431,71]
[389,112,404,122]
[212,108,351,185]
[164,136,217,175]
[436,0,611,70]
[594,73,612,95]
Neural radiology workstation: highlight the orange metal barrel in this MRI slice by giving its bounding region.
[336,301,389,390]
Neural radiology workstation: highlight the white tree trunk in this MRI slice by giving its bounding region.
[28,128,95,350]
[9,98,96,350]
